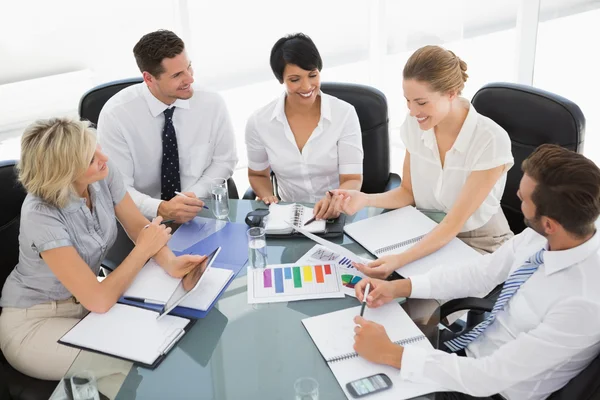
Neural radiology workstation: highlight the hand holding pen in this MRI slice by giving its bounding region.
[157,190,207,224]
[307,190,339,225]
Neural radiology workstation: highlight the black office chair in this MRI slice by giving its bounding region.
[439,298,600,400]
[243,82,401,199]
[0,160,58,400]
[471,82,585,235]
[79,78,239,199]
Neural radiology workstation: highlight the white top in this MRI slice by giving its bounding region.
[403,228,600,400]
[400,103,513,232]
[245,92,364,203]
[97,83,238,218]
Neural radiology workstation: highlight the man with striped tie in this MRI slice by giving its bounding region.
[352,144,600,400]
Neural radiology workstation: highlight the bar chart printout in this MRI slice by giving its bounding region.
[247,264,345,304]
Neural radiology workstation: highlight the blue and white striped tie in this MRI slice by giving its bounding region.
[444,248,545,352]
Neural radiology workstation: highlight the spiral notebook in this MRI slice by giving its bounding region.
[302,302,442,399]
[265,203,346,238]
[343,206,481,277]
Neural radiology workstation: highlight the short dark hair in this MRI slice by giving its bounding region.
[522,144,600,237]
[270,33,323,84]
[133,30,185,77]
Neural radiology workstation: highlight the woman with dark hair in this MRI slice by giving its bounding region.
[245,33,364,220]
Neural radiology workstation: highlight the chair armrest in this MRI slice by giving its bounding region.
[384,173,401,192]
[440,297,494,320]
[243,187,256,200]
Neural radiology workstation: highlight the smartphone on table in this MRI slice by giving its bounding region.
[346,373,393,398]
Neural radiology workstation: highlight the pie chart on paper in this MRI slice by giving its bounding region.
[341,274,362,289]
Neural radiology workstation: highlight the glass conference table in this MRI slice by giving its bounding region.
[52,200,441,400]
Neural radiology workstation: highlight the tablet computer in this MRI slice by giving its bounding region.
[156,247,221,320]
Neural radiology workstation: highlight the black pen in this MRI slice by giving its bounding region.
[359,283,371,317]
[123,296,164,305]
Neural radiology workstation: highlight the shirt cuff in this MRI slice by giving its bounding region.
[339,163,363,175]
[408,275,432,298]
[247,159,270,171]
[472,156,514,172]
[399,345,430,381]
[142,198,163,219]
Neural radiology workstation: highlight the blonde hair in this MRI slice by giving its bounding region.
[403,45,469,95]
[18,118,97,208]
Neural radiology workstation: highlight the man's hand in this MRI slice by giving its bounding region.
[353,316,403,368]
[158,191,204,223]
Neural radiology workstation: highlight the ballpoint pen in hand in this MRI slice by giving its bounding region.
[305,191,336,226]
[174,191,209,209]
[360,283,371,317]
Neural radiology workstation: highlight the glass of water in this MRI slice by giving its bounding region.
[70,371,100,400]
[247,227,267,269]
[294,377,319,400]
[211,178,229,219]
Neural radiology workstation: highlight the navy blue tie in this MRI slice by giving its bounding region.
[160,107,181,201]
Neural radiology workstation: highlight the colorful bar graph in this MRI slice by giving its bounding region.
[263,269,272,288]
[314,265,324,283]
[274,268,284,293]
[303,266,313,282]
[324,264,331,275]
[293,267,302,288]
[284,267,292,279]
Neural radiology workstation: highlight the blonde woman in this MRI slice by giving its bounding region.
[0,118,206,381]
[335,45,514,278]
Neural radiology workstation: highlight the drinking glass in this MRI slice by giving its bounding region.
[294,377,319,400]
[210,178,229,219]
[70,371,100,400]
[247,227,267,269]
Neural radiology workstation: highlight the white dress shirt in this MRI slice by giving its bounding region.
[400,102,513,232]
[245,92,364,203]
[97,83,238,218]
[402,228,600,399]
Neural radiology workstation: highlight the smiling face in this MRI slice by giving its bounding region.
[144,51,194,104]
[402,78,456,131]
[75,145,109,187]
[282,63,320,106]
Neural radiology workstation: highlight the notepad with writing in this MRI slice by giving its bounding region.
[302,302,443,399]
[59,304,192,369]
[343,206,482,277]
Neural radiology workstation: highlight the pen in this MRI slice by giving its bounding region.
[360,283,371,317]
[123,297,165,306]
[305,190,337,226]
[174,191,209,209]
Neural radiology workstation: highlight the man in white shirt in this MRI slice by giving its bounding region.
[98,30,238,223]
[352,144,600,400]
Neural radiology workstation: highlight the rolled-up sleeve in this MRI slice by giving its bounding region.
[23,205,72,254]
[338,106,364,175]
[245,113,270,171]
[471,127,514,172]
[106,160,127,205]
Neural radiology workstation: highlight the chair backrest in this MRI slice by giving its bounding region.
[0,160,27,285]
[321,82,391,194]
[79,78,239,198]
[471,82,585,234]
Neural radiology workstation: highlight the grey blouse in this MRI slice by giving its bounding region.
[0,161,127,308]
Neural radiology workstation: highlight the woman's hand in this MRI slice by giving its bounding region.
[135,217,171,258]
[332,189,369,216]
[166,254,208,279]
[353,254,405,279]
[313,192,341,220]
[258,195,279,205]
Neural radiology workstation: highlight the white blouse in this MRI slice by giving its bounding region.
[400,103,513,232]
[245,92,364,203]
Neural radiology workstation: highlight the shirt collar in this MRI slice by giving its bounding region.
[270,91,331,122]
[62,183,101,213]
[543,230,600,275]
[142,84,190,117]
[451,103,478,153]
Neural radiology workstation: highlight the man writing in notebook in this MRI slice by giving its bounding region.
[352,145,600,400]
[98,30,238,223]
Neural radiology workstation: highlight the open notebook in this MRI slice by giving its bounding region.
[59,304,192,369]
[343,206,482,277]
[302,302,443,399]
[266,203,326,234]
[123,259,233,312]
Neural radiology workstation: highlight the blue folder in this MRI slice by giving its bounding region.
[120,221,249,319]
